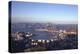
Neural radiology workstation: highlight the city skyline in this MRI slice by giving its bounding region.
[9,1,78,52]
[11,1,78,24]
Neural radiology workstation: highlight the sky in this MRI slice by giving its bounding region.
[11,1,78,24]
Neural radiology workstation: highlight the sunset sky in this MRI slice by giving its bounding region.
[11,1,78,24]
